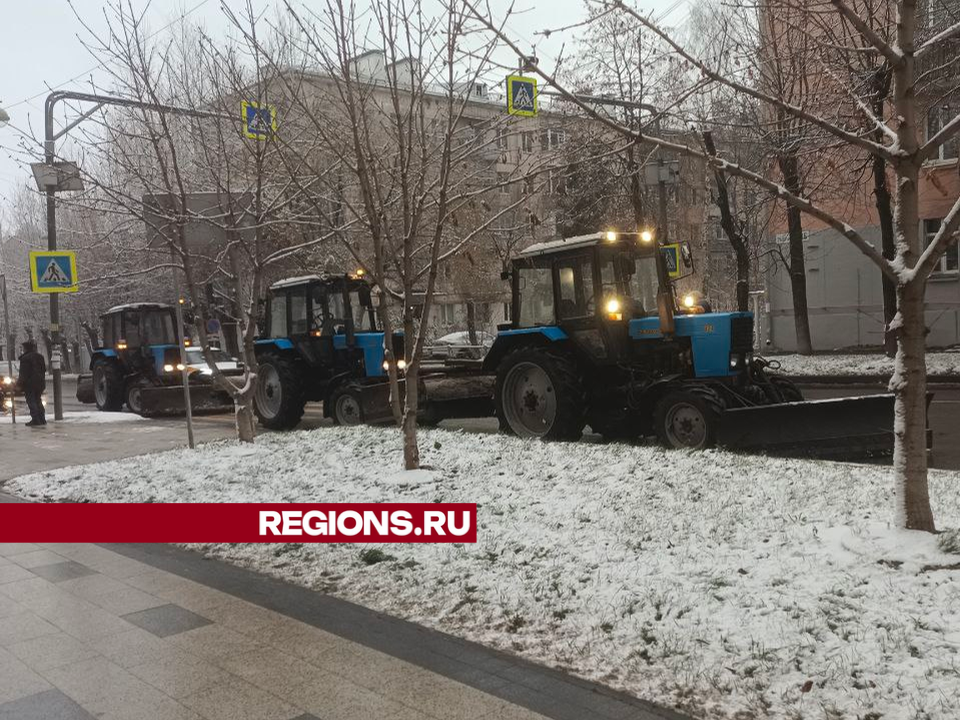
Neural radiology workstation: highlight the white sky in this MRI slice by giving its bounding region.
[0,0,687,214]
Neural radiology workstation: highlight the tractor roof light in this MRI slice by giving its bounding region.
[639,229,654,244]
[683,293,696,308]
[355,267,365,277]
[117,341,128,350]
[604,230,618,243]
[605,297,623,322]
[183,339,191,347]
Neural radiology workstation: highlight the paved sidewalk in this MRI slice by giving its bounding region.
[0,532,685,720]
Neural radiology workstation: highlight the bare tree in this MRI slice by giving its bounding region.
[467,0,960,531]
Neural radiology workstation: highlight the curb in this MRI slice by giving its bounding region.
[790,374,960,388]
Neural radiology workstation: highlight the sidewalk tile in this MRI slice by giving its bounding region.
[127,652,234,699]
[41,656,174,716]
[6,632,100,671]
[87,585,168,616]
[179,676,299,720]
[0,688,96,720]
[0,544,41,557]
[0,611,60,647]
[87,627,187,668]
[215,646,340,698]
[0,649,53,704]
[33,597,136,641]
[29,562,98,584]
[0,576,54,602]
[0,564,35,585]
[169,624,261,662]
[0,595,21,620]
[376,664,513,720]
[123,604,212,638]
[8,550,68,569]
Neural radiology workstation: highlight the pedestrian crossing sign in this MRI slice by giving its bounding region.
[661,243,682,279]
[30,251,79,293]
[242,100,277,140]
[506,75,538,117]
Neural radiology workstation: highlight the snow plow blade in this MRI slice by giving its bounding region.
[139,385,234,418]
[716,393,933,458]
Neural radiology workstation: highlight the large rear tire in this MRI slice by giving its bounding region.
[92,358,124,412]
[329,382,364,426]
[654,385,723,449]
[254,351,306,430]
[495,348,585,441]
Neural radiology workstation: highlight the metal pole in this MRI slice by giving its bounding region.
[1,275,16,424]
[175,297,196,449]
[44,100,64,421]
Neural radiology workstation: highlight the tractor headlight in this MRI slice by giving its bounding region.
[176,363,186,371]
[683,294,696,308]
[605,297,623,321]
[3,398,12,409]
[397,359,407,370]
[163,364,175,373]
[2,376,11,385]
[41,395,47,407]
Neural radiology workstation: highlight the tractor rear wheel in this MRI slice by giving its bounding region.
[654,386,723,450]
[254,352,306,430]
[495,348,585,441]
[770,375,804,403]
[92,358,124,412]
[329,382,364,426]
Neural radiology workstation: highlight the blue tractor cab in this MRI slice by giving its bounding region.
[486,231,802,447]
[253,273,402,429]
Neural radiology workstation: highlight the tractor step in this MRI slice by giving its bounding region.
[716,393,933,458]
[139,385,234,418]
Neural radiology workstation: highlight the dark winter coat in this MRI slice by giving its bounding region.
[17,351,46,393]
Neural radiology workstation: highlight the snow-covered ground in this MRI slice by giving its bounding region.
[772,351,960,377]
[1,410,144,424]
[9,427,960,720]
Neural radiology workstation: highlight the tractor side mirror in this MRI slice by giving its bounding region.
[680,242,693,269]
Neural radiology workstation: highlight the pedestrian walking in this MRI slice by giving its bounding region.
[17,340,46,427]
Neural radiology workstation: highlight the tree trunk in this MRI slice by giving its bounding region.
[778,152,813,354]
[874,155,898,356]
[466,302,478,345]
[402,363,420,470]
[892,280,935,531]
[704,131,751,312]
[235,392,256,444]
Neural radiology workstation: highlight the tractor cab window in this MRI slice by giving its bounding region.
[142,311,176,345]
[122,311,141,347]
[326,289,349,335]
[101,314,119,348]
[625,254,659,317]
[350,290,375,332]
[517,267,554,326]
[556,257,594,319]
[290,290,308,335]
[269,296,287,337]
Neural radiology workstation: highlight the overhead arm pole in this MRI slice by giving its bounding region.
[43,90,232,422]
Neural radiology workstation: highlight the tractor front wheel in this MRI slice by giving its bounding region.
[770,375,804,403]
[92,359,124,412]
[254,352,306,430]
[654,386,723,450]
[329,383,364,426]
[495,348,585,441]
[126,382,146,415]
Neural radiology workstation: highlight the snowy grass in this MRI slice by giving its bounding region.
[772,352,960,377]
[8,427,960,720]
[1,410,144,424]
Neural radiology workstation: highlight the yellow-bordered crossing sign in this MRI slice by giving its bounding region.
[241,101,277,140]
[660,243,682,279]
[30,251,79,293]
[506,75,538,117]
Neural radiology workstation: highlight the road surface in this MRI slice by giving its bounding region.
[1,377,957,485]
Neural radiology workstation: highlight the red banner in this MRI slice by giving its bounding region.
[0,503,477,543]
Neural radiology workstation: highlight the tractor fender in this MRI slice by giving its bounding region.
[253,338,296,357]
[482,327,570,372]
[89,348,117,370]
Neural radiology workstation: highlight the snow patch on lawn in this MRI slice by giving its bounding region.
[773,351,960,377]
[9,427,960,719]
[1,410,145,424]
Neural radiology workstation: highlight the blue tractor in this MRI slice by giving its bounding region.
[253,273,403,429]
[89,303,234,416]
[485,230,814,448]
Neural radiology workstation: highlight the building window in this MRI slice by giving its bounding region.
[926,106,960,161]
[924,218,959,274]
[548,169,566,195]
[497,172,510,194]
[496,126,508,149]
[521,132,535,153]
[523,176,535,196]
[540,128,566,150]
[440,303,459,324]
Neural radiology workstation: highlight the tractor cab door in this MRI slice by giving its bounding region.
[553,253,620,364]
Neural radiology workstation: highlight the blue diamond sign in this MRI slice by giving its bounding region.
[30,251,78,293]
[242,101,277,140]
[506,75,538,117]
